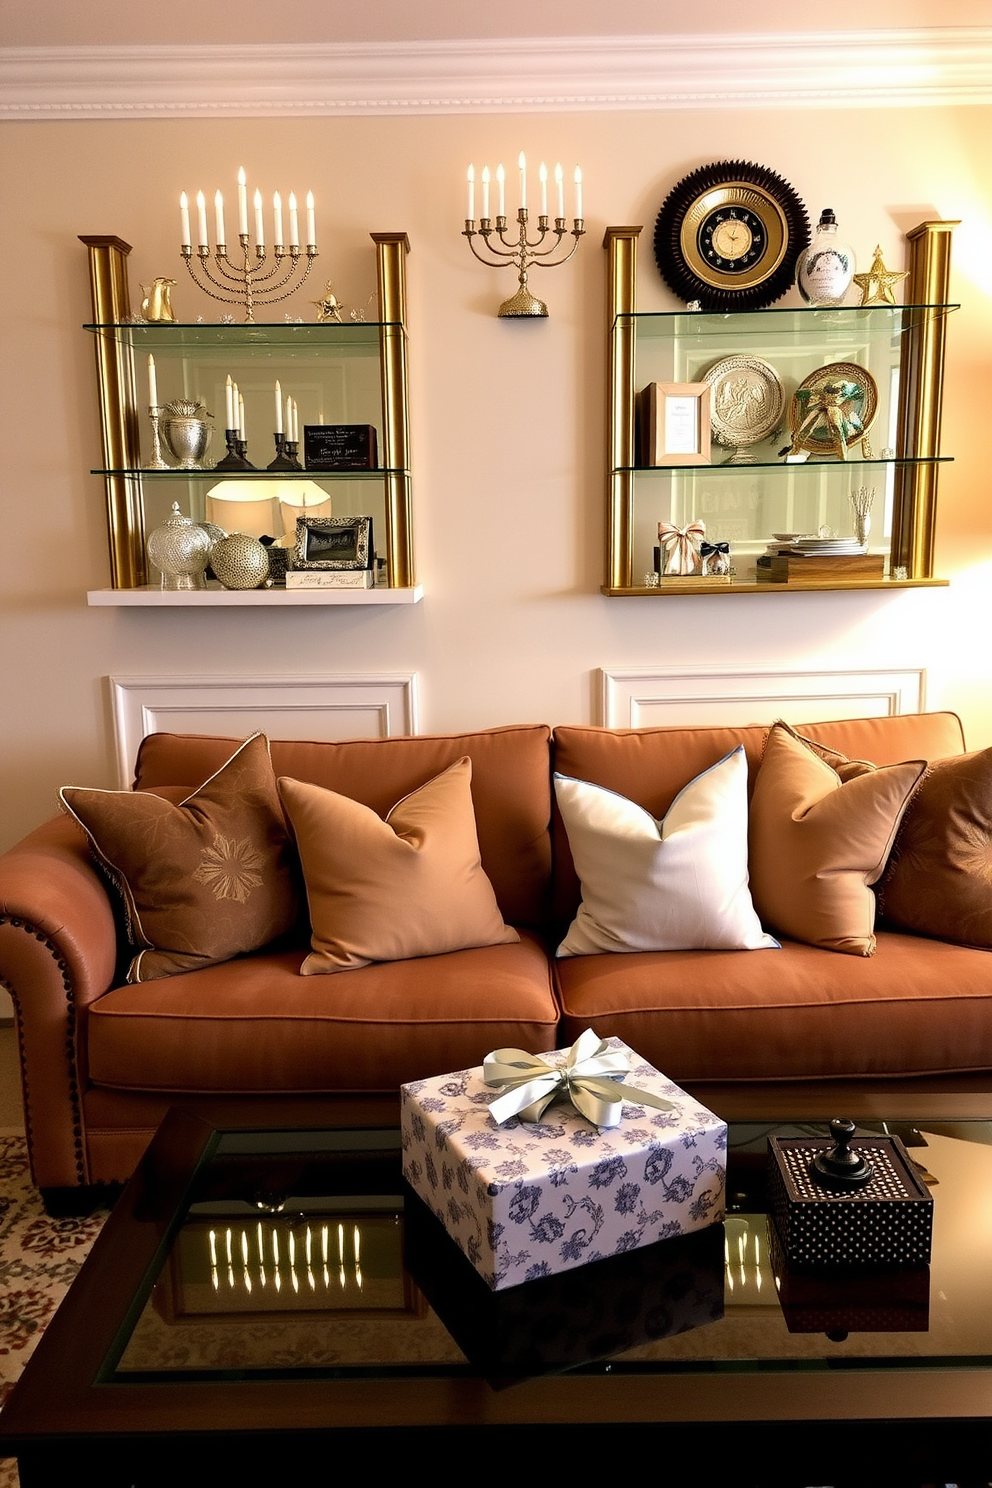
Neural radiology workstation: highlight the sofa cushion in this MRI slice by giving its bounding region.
[85,934,557,1094]
[554,747,776,956]
[279,757,518,974]
[550,712,964,926]
[60,733,299,983]
[747,722,924,956]
[133,724,552,930]
[554,930,992,1083]
[877,747,992,949]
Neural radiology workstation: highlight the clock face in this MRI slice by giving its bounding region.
[654,162,809,310]
[701,208,760,271]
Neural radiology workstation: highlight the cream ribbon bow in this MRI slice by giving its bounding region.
[658,519,706,575]
[484,1028,674,1130]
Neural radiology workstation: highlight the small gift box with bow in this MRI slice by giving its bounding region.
[400,1031,727,1291]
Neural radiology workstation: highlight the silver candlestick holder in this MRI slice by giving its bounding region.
[463,207,584,318]
[146,406,170,469]
[181,236,317,324]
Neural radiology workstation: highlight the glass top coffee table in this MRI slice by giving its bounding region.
[3,1106,992,1486]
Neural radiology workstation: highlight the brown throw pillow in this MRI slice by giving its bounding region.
[61,733,299,982]
[748,721,925,956]
[878,748,992,948]
[278,756,519,975]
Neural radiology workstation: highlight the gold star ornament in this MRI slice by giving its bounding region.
[853,246,909,307]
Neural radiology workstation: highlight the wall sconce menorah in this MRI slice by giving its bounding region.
[180,167,317,324]
[463,153,584,318]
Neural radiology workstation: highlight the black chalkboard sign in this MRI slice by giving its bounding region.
[303,425,378,470]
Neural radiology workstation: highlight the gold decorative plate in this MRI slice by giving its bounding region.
[788,361,879,458]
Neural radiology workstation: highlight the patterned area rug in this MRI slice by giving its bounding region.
[0,1132,108,1488]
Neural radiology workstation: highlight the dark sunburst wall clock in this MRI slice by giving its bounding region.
[654,161,810,310]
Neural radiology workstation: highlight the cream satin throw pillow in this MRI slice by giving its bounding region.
[748,721,925,957]
[278,756,518,974]
[555,746,777,957]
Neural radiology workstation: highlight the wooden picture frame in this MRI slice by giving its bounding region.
[639,381,712,467]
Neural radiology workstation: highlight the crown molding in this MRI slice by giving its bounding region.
[2,28,991,118]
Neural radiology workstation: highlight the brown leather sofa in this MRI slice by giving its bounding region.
[1,710,987,1209]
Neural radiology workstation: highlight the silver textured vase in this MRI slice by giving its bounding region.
[161,399,213,470]
[146,502,212,590]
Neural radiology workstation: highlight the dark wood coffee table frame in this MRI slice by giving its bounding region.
[3,1106,992,1487]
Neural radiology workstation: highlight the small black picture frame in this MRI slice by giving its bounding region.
[294,515,374,570]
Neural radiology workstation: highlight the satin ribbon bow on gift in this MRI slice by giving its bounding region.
[700,541,729,558]
[658,520,706,575]
[483,1028,674,1130]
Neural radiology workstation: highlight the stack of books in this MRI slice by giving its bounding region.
[755,534,886,584]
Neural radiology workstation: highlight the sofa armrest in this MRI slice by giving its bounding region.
[0,814,120,1187]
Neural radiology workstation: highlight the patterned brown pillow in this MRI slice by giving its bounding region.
[878,748,992,948]
[61,733,299,982]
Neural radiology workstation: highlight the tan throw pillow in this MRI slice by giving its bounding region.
[748,721,925,957]
[278,756,519,975]
[60,733,299,983]
[878,748,992,948]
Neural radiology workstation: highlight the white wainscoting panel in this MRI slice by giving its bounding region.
[598,667,925,730]
[109,673,418,787]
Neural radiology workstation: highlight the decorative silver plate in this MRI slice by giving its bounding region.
[703,355,786,462]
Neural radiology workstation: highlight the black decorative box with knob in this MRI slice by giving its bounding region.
[767,1119,933,1270]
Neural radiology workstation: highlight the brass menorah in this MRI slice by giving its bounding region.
[462,157,584,317]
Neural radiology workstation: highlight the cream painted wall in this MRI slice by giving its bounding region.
[1,102,992,866]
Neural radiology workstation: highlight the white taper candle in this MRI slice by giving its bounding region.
[481,166,490,219]
[254,189,264,248]
[306,191,315,246]
[555,163,564,219]
[467,164,475,221]
[237,167,248,237]
[288,193,299,248]
[214,190,225,245]
[225,375,234,430]
[275,380,283,434]
[147,354,158,408]
[273,191,283,248]
[180,192,191,249]
[574,165,583,220]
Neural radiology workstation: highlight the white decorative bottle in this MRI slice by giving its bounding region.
[796,209,856,307]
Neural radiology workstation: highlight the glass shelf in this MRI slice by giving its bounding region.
[92,466,409,479]
[84,321,400,351]
[619,456,953,475]
[616,303,959,341]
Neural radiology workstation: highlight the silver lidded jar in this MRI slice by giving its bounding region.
[146,502,212,590]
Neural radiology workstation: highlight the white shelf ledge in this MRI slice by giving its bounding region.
[87,584,424,607]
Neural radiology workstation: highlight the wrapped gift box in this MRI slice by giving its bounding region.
[400,1037,726,1291]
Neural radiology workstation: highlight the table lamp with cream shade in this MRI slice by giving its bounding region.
[206,481,332,542]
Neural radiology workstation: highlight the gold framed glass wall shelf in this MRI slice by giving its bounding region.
[603,221,957,596]
[80,233,419,606]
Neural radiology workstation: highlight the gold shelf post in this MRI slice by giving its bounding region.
[603,228,641,591]
[892,219,958,580]
[372,232,414,589]
[79,235,146,588]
